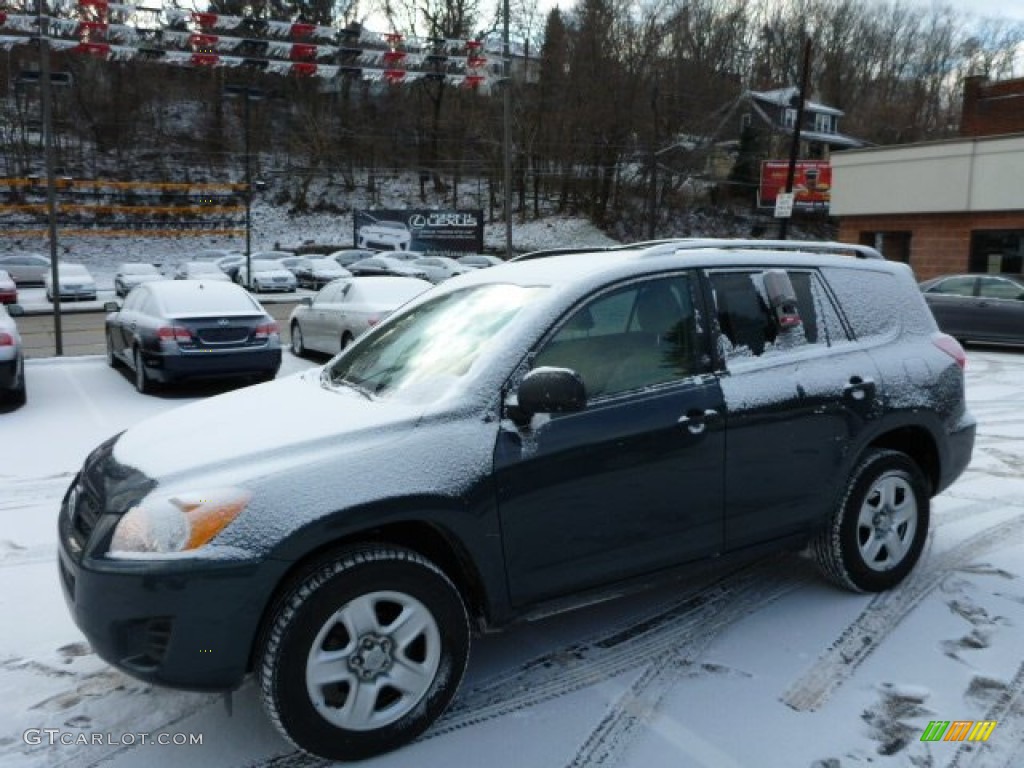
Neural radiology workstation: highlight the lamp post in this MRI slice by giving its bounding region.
[224,85,264,288]
[35,2,64,354]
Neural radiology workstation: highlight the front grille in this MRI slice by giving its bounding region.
[197,327,250,344]
[69,479,103,555]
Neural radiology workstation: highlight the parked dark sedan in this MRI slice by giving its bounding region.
[104,280,281,394]
[348,255,429,280]
[920,273,1024,345]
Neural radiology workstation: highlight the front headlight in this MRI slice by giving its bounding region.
[108,487,251,557]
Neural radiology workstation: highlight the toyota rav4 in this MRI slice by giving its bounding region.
[58,239,975,761]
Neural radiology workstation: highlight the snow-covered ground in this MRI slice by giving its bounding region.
[1,341,1023,767]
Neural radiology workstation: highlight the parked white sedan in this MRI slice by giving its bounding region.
[288,276,432,356]
[44,263,97,302]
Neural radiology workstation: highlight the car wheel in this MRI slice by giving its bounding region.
[7,361,26,407]
[291,323,306,357]
[811,449,929,593]
[105,332,119,369]
[340,332,354,352]
[133,347,154,395]
[258,545,469,761]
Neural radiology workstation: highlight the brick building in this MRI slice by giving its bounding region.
[831,77,1024,280]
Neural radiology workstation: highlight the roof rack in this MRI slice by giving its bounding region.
[630,238,884,260]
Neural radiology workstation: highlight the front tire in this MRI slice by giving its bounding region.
[812,449,929,592]
[258,546,470,761]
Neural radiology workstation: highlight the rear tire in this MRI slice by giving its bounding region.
[258,545,469,761]
[812,449,929,592]
[133,347,155,395]
[105,333,119,368]
[291,323,306,357]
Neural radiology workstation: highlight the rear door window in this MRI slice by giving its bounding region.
[708,269,846,361]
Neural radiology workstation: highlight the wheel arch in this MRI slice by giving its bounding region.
[248,519,491,674]
[867,425,940,495]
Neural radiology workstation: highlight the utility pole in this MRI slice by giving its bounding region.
[37,0,62,355]
[502,0,513,258]
[778,38,812,241]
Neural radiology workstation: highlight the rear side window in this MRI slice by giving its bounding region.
[927,276,975,296]
[708,269,846,360]
[820,266,924,339]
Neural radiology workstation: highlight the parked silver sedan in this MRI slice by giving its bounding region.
[0,302,26,406]
[114,262,165,297]
[45,263,97,302]
[288,276,432,356]
[0,252,50,285]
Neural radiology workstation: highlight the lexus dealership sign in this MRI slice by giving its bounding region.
[354,209,484,254]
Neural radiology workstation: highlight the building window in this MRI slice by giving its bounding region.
[783,108,797,129]
[858,231,912,264]
[969,230,1023,274]
[814,113,834,133]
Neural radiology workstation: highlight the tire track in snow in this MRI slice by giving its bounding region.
[241,557,812,768]
[561,572,800,768]
[781,512,1024,713]
[948,662,1024,768]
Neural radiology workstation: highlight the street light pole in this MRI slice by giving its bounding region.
[225,85,263,288]
[37,0,62,355]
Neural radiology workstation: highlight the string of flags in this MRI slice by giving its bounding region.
[0,2,505,90]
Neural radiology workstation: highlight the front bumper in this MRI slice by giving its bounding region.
[938,411,977,495]
[57,473,288,691]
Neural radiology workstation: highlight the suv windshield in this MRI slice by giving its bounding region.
[325,283,546,402]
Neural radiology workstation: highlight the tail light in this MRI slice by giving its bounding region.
[932,333,967,370]
[254,321,279,339]
[156,325,194,343]
[0,332,14,346]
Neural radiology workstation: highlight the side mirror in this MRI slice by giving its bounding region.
[762,269,802,329]
[299,296,312,306]
[513,367,586,421]
[7,304,24,317]
[103,301,120,312]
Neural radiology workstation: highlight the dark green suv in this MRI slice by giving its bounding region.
[58,239,975,760]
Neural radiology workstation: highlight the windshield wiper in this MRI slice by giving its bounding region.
[320,367,373,400]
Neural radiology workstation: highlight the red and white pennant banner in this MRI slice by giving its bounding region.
[0,7,500,90]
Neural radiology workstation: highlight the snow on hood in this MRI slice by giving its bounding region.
[113,368,422,481]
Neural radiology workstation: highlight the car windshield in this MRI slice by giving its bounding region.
[61,264,89,276]
[188,262,220,274]
[163,286,261,315]
[324,283,546,402]
[252,260,283,270]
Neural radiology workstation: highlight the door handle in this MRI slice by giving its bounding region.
[678,409,718,435]
[844,376,875,401]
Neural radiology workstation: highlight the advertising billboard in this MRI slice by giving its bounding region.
[758,161,832,209]
[354,209,484,255]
